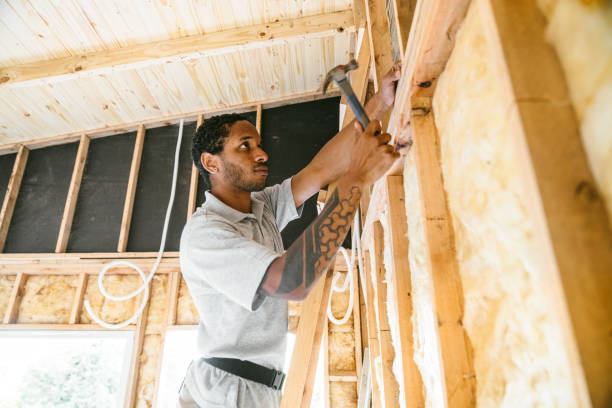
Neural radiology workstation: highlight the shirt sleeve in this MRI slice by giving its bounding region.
[254,177,304,231]
[180,220,278,311]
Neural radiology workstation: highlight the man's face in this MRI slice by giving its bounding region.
[218,120,269,192]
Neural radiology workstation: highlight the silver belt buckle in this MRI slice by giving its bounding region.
[272,371,286,390]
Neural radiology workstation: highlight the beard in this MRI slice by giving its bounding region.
[222,159,266,192]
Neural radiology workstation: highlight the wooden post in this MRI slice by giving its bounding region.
[124,285,151,408]
[481,0,612,405]
[187,115,203,220]
[56,134,90,253]
[410,95,476,407]
[118,124,145,252]
[0,145,29,252]
[69,272,88,324]
[166,271,181,326]
[363,250,383,408]
[372,221,400,406]
[365,0,394,92]
[3,272,26,324]
[384,175,424,407]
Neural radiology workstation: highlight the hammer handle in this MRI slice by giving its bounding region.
[338,78,370,130]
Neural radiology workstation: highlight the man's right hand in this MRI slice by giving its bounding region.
[342,120,399,189]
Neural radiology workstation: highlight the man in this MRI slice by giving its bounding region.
[178,64,401,407]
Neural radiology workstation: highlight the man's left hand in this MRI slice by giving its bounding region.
[381,62,402,108]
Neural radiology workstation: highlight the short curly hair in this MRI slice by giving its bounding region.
[192,113,249,188]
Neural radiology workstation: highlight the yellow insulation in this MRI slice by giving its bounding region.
[0,275,16,318]
[176,277,199,325]
[17,275,77,324]
[330,382,358,408]
[329,331,356,372]
[79,274,141,324]
[431,1,579,406]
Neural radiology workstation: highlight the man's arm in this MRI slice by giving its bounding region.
[291,63,401,208]
[260,121,398,300]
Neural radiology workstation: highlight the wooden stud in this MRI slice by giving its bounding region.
[481,0,612,405]
[69,272,88,324]
[363,250,383,408]
[365,0,394,92]
[2,272,26,324]
[124,286,151,408]
[391,0,417,58]
[352,250,363,382]
[324,319,331,408]
[187,115,203,220]
[342,29,371,128]
[118,124,145,252]
[0,323,135,331]
[410,97,476,407]
[256,104,262,134]
[372,221,400,406]
[166,271,181,326]
[0,145,28,252]
[0,11,354,87]
[56,134,90,253]
[0,258,180,276]
[352,0,367,28]
[281,270,334,408]
[384,175,424,407]
[330,370,359,382]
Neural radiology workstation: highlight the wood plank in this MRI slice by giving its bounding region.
[69,272,88,324]
[410,96,476,407]
[151,274,176,408]
[255,104,262,133]
[124,287,151,408]
[280,270,334,408]
[481,0,612,405]
[364,250,383,408]
[166,271,181,326]
[342,29,371,128]
[0,145,28,252]
[372,221,400,406]
[0,251,178,260]
[118,124,145,252]
[0,323,135,331]
[324,319,331,408]
[2,272,26,324]
[393,0,417,56]
[351,250,363,382]
[55,134,90,253]
[0,10,354,87]
[365,0,394,91]
[330,370,359,382]
[0,258,180,276]
[0,89,341,156]
[384,174,424,407]
[187,115,203,220]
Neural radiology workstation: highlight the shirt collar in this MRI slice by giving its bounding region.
[203,191,264,223]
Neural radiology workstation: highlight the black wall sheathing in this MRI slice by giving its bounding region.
[2,97,341,253]
[0,153,16,206]
[127,122,196,252]
[4,143,77,253]
[67,133,136,252]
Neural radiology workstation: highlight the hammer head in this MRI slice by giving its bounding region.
[322,59,359,94]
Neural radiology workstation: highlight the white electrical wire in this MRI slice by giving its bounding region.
[84,119,185,329]
[327,206,366,325]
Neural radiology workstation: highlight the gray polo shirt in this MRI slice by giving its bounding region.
[179,177,303,372]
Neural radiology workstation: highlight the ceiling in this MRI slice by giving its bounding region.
[0,0,355,145]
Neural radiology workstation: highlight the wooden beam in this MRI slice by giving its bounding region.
[0,11,354,87]
[410,96,476,407]
[324,320,331,408]
[342,29,372,128]
[255,104,262,134]
[55,135,90,253]
[363,250,383,408]
[392,0,417,57]
[166,271,181,326]
[372,221,400,407]
[384,175,424,407]
[124,287,151,408]
[0,258,180,276]
[69,272,88,324]
[2,272,26,324]
[365,0,394,91]
[0,89,341,156]
[118,124,145,252]
[0,251,179,260]
[481,0,612,405]
[0,145,28,252]
[187,115,203,220]
[0,323,135,331]
[351,251,363,382]
[330,370,359,382]
[281,270,334,408]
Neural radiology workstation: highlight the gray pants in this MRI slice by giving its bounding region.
[177,359,282,407]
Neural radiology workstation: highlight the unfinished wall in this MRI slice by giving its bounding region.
[80,274,142,324]
[17,275,78,323]
[536,0,612,222]
[424,0,587,405]
[0,275,16,317]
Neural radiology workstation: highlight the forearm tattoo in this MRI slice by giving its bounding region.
[274,185,361,296]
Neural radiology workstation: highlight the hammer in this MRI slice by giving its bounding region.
[322,59,370,131]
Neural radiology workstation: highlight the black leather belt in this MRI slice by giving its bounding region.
[204,357,286,391]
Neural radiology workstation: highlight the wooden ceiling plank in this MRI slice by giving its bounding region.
[0,145,29,252]
[0,10,354,87]
[55,134,90,253]
[117,124,145,253]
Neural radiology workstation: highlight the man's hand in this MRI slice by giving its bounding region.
[380,62,402,108]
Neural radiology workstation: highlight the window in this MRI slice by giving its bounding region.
[0,330,133,408]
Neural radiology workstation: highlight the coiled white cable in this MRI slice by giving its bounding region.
[84,119,185,329]
[327,206,366,325]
